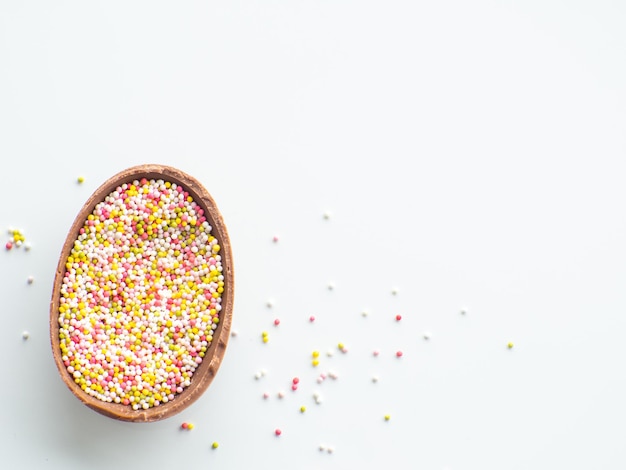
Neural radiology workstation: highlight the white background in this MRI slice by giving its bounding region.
[1,1,626,469]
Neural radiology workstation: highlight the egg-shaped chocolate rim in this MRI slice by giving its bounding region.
[49,164,234,422]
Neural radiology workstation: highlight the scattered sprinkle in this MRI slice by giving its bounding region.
[328,370,338,380]
[312,359,320,367]
[423,331,431,340]
[361,310,369,317]
[319,445,326,452]
[327,447,334,454]
[262,331,269,343]
[22,331,30,340]
[323,211,331,220]
[507,342,514,349]
[460,308,467,315]
[266,299,274,308]
[273,318,280,326]
[309,315,315,322]
[327,282,335,290]
[212,442,219,449]
[300,405,306,413]
[263,392,269,399]
[384,414,391,421]
[5,241,12,251]
[326,349,334,357]
[278,391,285,399]
[272,235,279,243]
[396,351,403,358]
[291,384,298,391]
[395,314,402,321]
[312,350,320,358]
[372,375,379,383]
[391,287,399,295]
[254,372,262,380]
[373,350,380,357]
[77,176,85,184]
[292,377,300,385]
[24,242,32,251]
[275,428,282,436]
[231,329,238,337]
[27,276,34,285]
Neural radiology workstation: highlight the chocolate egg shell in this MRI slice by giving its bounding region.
[49,164,234,422]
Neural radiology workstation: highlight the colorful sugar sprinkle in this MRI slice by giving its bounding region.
[57,179,224,410]
[212,441,219,449]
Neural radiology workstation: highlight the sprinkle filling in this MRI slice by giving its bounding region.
[58,178,224,410]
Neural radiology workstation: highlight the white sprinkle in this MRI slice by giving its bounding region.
[260,368,267,376]
[266,299,274,308]
[327,283,334,290]
[24,242,32,251]
[423,331,431,340]
[327,447,334,454]
[372,375,379,383]
[22,331,30,340]
[391,287,399,295]
[323,211,331,220]
[361,310,369,317]
[27,276,34,285]
[230,329,238,337]
[326,349,334,357]
[278,390,285,399]
[319,445,326,452]
[328,370,338,380]
[460,308,467,315]
[254,372,262,380]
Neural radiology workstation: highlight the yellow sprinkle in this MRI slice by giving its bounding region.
[312,351,319,358]
[212,442,219,449]
[507,342,514,349]
[77,176,85,184]
[312,359,319,367]
[384,414,391,421]
[300,406,306,413]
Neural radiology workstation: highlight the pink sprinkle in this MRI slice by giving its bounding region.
[274,319,280,326]
[291,384,298,391]
[263,392,269,399]
[272,235,279,242]
[5,241,12,250]
[396,351,403,357]
[395,314,402,321]
[275,429,282,436]
[373,350,380,357]
[292,377,299,384]
[309,315,315,322]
